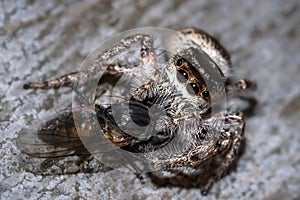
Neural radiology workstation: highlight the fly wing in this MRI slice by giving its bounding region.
[16,130,89,158]
[16,107,120,158]
[16,107,90,158]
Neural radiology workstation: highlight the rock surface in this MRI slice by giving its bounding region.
[1,0,300,199]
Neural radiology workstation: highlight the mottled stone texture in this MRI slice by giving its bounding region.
[1,0,300,199]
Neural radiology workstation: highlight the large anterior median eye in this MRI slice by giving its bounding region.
[187,82,200,95]
[177,69,189,83]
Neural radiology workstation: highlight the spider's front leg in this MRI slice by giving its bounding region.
[23,72,78,89]
[23,34,155,90]
[202,111,245,194]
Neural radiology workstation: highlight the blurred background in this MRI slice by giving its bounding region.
[0,0,299,199]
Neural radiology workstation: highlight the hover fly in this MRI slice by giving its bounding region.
[18,27,255,194]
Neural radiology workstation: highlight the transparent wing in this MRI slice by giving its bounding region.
[16,130,89,158]
[16,107,120,158]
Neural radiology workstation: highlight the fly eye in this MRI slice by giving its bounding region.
[202,90,210,98]
[177,69,189,83]
[175,58,184,66]
[187,82,200,95]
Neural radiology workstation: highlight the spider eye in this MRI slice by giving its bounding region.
[177,69,189,83]
[187,82,200,95]
[202,90,210,98]
[175,58,183,66]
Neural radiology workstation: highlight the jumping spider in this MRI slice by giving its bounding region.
[18,28,255,194]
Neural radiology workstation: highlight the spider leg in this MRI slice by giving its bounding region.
[70,34,155,87]
[23,72,78,89]
[235,79,256,91]
[202,111,245,194]
[24,34,154,90]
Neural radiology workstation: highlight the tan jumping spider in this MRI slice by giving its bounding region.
[18,28,255,195]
